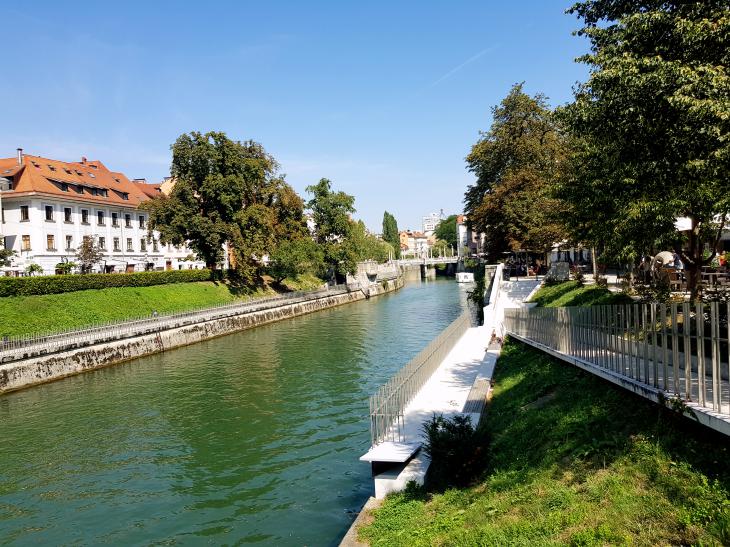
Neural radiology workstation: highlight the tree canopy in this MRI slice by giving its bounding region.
[560,0,730,297]
[382,211,400,259]
[434,215,458,248]
[144,132,306,284]
[464,84,569,259]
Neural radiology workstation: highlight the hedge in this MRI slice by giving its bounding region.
[0,269,213,297]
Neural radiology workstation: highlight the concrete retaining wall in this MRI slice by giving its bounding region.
[0,277,404,394]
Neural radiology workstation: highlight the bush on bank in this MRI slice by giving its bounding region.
[0,269,213,297]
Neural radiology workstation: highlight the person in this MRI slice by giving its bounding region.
[719,251,727,269]
[673,252,684,280]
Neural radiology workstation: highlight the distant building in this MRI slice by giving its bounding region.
[0,149,205,275]
[456,215,483,257]
[399,230,430,257]
[422,210,445,234]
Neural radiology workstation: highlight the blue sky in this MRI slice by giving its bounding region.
[2,1,589,232]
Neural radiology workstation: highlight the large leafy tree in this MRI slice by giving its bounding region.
[306,178,357,277]
[145,132,304,284]
[434,214,458,248]
[561,0,729,298]
[382,211,400,259]
[464,84,569,260]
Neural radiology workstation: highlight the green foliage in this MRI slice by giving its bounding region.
[560,1,730,298]
[0,248,15,267]
[360,339,730,545]
[55,262,76,275]
[381,211,400,259]
[431,239,450,257]
[144,132,306,284]
[0,281,261,336]
[24,263,43,276]
[306,178,356,245]
[423,414,488,490]
[268,238,325,283]
[0,269,212,297]
[434,215,458,248]
[306,178,358,277]
[529,280,633,307]
[464,84,569,258]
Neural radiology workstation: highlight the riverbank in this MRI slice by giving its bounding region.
[358,337,730,545]
[0,274,326,336]
[0,277,403,394]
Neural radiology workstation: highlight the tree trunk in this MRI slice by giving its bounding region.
[591,246,599,282]
[683,217,701,303]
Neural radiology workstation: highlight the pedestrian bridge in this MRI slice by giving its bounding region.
[396,257,459,266]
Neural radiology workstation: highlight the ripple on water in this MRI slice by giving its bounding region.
[0,279,470,545]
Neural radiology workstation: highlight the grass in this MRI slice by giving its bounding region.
[529,280,633,308]
[1,274,325,336]
[359,338,730,546]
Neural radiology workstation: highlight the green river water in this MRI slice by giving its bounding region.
[0,279,470,545]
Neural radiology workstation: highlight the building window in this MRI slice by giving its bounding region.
[45,206,54,221]
[64,207,72,223]
[138,215,145,229]
[97,211,105,225]
[81,209,89,224]
[125,214,132,228]
[60,183,69,192]
[126,238,133,252]
[21,235,30,251]
[113,237,120,252]
[112,212,118,227]
[152,239,159,252]
[65,235,73,250]
[140,239,147,252]
[20,205,29,222]
[46,234,55,251]
[98,237,106,250]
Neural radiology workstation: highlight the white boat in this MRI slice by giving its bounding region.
[456,272,474,283]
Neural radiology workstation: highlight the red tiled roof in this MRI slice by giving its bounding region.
[134,181,162,199]
[1,154,151,207]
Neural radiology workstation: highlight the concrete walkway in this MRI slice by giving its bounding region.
[361,274,540,498]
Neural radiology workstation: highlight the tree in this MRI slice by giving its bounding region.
[343,220,393,265]
[435,215,458,248]
[76,238,104,273]
[0,248,15,267]
[561,1,730,299]
[25,263,43,276]
[269,238,325,284]
[144,131,299,284]
[306,178,357,277]
[382,211,400,259]
[464,84,569,260]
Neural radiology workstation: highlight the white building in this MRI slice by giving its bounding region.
[422,210,444,234]
[0,149,205,275]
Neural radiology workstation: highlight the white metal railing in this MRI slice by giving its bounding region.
[368,311,472,445]
[0,283,356,364]
[504,302,730,416]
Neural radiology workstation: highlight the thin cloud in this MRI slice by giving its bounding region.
[425,46,497,89]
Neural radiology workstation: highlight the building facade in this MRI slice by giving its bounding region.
[0,150,204,275]
[422,211,444,234]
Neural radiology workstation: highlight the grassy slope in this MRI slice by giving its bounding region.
[529,280,633,308]
[1,273,325,336]
[360,339,730,546]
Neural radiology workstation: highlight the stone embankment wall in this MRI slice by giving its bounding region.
[0,277,403,394]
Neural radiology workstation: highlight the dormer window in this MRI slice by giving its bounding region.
[75,170,83,176]
[47,164,56,171]
[60,183,69,192]
[88,172,95,178]
[32,161,40,168]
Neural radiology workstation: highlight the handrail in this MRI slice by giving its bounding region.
[0,283,356,363]
[368,311,472,445]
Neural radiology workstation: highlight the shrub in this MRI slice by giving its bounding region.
[422,414,487,490]
[0,269,213,297]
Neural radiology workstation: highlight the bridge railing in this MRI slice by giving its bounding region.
[368,311,472,445]
[0,283,354,364]
[504,301,730,422]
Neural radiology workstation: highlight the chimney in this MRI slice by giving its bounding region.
[81,156,87,164]
[16,148,23,165]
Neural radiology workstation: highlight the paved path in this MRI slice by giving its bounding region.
[375,278,541,449]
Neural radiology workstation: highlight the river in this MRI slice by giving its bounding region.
[0,278,470,545]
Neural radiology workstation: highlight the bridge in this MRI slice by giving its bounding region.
[396,256,459,266]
